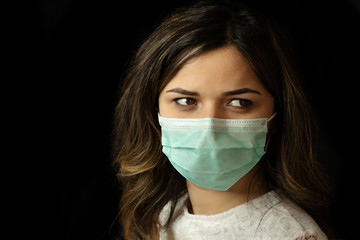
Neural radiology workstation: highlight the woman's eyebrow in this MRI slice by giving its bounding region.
[222,88,261,96]
[165,88,199,96]
[165,87,261,96]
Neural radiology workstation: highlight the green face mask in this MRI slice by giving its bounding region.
[158,114,276,191]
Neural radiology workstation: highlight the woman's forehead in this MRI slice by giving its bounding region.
[162,46,268,95]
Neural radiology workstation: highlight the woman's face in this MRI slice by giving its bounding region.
[159,46,275,119]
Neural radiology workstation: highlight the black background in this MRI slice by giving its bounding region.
[2,0,358,239]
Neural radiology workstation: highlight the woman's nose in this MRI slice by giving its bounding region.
[200,102,227,119]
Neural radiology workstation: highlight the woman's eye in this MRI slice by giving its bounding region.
[175,98,197,106]
[227,99,253,108]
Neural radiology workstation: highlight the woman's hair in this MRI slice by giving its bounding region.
[113,1,330,239]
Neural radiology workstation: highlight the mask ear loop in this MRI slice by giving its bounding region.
[264,134,271,153]
[267,112,277,122]
[265,112,277,152]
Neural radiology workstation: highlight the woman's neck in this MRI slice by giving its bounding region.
[186,168,266,215]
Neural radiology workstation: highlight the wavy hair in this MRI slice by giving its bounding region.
[113,1,329,239]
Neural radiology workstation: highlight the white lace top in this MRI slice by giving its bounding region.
[159,191,327,240]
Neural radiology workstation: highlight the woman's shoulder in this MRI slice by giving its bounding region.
[159,193,188,227]
[159,194,189,240]
[256,191,327,239]
[159,191,327,240]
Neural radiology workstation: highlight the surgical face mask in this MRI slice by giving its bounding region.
[158,113,276,191]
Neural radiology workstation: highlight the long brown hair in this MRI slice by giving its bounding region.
[113,1,329,239]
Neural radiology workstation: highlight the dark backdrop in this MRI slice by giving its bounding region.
[2,0,358,239]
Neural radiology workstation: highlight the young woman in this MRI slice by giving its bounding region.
[113,1,330,239]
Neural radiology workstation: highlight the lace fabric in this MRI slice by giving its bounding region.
[159,191,327,240]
